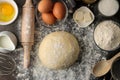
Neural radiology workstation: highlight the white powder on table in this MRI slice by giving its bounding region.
[94,20,120,51]
[98,0,119,16]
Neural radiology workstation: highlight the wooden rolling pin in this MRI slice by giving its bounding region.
[21,0,34,68]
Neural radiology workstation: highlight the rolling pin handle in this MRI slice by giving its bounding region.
[23,44,32,68]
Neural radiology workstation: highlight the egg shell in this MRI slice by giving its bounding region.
[53,2,66,20]
[41,12,56,25]
[38,0,53,13]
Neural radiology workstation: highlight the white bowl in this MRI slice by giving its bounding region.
[0,0,18,25]
[73,6,95,28]
[0,31,17,53]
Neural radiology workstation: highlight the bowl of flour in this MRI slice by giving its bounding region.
[94,20,120,51]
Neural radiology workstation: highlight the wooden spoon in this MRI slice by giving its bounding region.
[92,52,120,77]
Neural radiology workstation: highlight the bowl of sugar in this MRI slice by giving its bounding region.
[98,0,119,17]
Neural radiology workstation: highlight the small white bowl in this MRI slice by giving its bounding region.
[0,0,18,25]
[0,31,17,53]
[73,6,95,28]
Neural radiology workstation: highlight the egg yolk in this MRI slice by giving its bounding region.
[0,2,15,22]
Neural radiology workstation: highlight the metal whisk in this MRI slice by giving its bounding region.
[0,53,16,75]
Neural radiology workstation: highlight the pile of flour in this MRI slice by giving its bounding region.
[94,20,120,51]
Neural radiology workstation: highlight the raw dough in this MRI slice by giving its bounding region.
[38,31,80,69]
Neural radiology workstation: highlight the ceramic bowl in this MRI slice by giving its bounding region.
[0,0,18,25]
[98,0,119,17]
[0,31,17,53]
[73,6,95,28]
[93,20,120,52]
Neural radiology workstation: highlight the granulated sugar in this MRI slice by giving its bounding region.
[94,20,120,51]
[98,0,119,16]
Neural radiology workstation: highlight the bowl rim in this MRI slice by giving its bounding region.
[93,20,120,52]
[98,0,119,17]
[0,0,18,25]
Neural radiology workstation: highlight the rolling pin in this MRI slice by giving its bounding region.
[21,0,34,68]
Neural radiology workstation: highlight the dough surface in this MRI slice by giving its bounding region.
[39,31,80,69]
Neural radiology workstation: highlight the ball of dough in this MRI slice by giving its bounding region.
[39,31,80,69]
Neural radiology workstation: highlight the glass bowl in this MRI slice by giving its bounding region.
[35,0,68,27]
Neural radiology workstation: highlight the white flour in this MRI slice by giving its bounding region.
[94,20,120,51]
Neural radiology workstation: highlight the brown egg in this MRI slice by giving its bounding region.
[41,12,56,25]
[53,2,66,20]
[38,0,53,13]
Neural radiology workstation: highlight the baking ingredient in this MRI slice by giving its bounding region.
[94,20,120,51]
[0,36,13,49]
[73,6,94,27]
[37,1,67,25]
[38,0,53,13]
[0,2,15,22]
[0,31,17,53]
[42,12,56,25]
[75,11,92,23]
[38,31,80,69]
[53,2,66,20]
[98,0,119,16]
[82,0,96,4]
[84,12,92,22]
